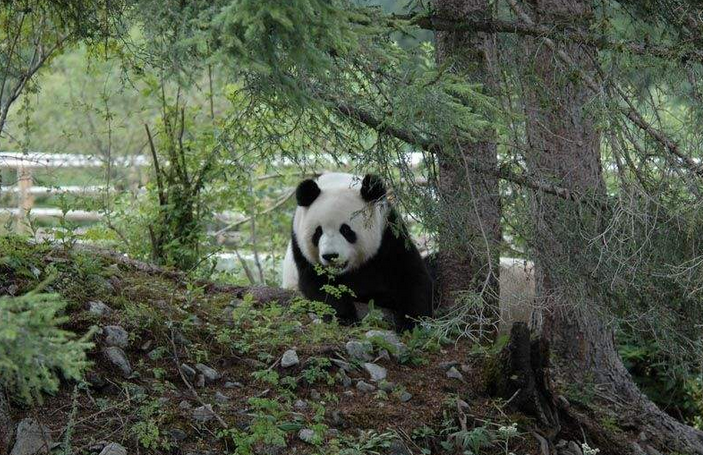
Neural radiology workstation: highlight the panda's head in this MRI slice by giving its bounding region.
[293,173,388,274]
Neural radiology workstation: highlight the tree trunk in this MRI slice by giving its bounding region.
[521,0,703,453]
[434,0,501,336]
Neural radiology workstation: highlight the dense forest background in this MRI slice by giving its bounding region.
[1,0,703,454]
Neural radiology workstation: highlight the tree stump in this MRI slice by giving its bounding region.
[487,322,560,438]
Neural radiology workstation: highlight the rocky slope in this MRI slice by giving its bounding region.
[1,237,605,455]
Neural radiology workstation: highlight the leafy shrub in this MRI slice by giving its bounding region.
[0,289,93,403]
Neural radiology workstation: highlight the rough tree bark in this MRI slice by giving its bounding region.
[521,0,703,453]
[433,0,501,333]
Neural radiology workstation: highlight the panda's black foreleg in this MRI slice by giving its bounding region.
[326,297,358,325]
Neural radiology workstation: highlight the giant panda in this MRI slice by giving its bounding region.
[281,172,433,330]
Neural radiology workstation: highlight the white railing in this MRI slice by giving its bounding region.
[0,152,148,228]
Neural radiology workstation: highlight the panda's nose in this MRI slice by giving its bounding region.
[322,253,339,262]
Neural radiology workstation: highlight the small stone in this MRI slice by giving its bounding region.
[329,410,348,428]
[141,340,152,351]
[378,381,395,392]
[180,363,197,382]
[568,441,583,455]
[173,329,190,346]
[196,374,206,388]
[309,389,322,401]
[363,363,387,382]
[225,381,244,389]
[88,442,107,453]
[214,392,229,403]
[169,428,187,442]
[460,364,471,373]
[280,349,299,368]
[337,370,352,388]
[298,428,317,444]
[293,399,308,411]
[179,400,192,410]
[98,443,127,455]
[377,349,391,361]
[103,347,132,377]
[103,325,129,348]
[388,440,411,455]
[195,363,221,382]
[10,418,52,455]
[438,361,460,371]
[88,301,111,316]
[331,359,353,372]
[446,366,464,381]
[356,380,376,393]
[193,404,215,423]
[345,340,373,361]
[399,391,412,402]
[343,390,355,397]
[365,330,407,357]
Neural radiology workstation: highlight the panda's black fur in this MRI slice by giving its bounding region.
[289,176,434,330]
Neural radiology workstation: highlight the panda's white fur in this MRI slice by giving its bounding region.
[282,173,389,285]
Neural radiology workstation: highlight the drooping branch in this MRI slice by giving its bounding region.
[504,0,703,181]
[390,12,703,66]
[332,101,608,210]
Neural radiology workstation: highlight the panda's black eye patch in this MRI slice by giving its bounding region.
[340,223,357,243]
[312,226,323,246]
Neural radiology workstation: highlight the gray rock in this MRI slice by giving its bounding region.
[377,349,391,361]
[568,441,583,455]
[169,428,188,442]
[365,330,407,356]
[179,400,192,410]
[103,325,129,348]
[331,359,353,372]
[88,301,111,316]
[180,363,197,382]
[345,340,373,361]
[214,392,229,403]
[329,410,347,428]
[378,381,395,392]
[224,381,244,389]
[363,363,387,382]
[193,404,216,423]
[337,369,352,388]
[98,443,127,455]
[103,347,132,377]
[196,374,206,388]
[298,429,316,444]
[293,399,308,411]
[446,366,464,381]
[10,418,52,455]
[388,440,411,455]
[399,391,412,402]
[195,363,221,382]
[309,389,322,401]
[356,380,376,393]
[280,349,299,368]
[438,361,460,371]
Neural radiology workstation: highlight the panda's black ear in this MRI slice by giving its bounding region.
[296,179,321,207]
[360,174,386,202]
